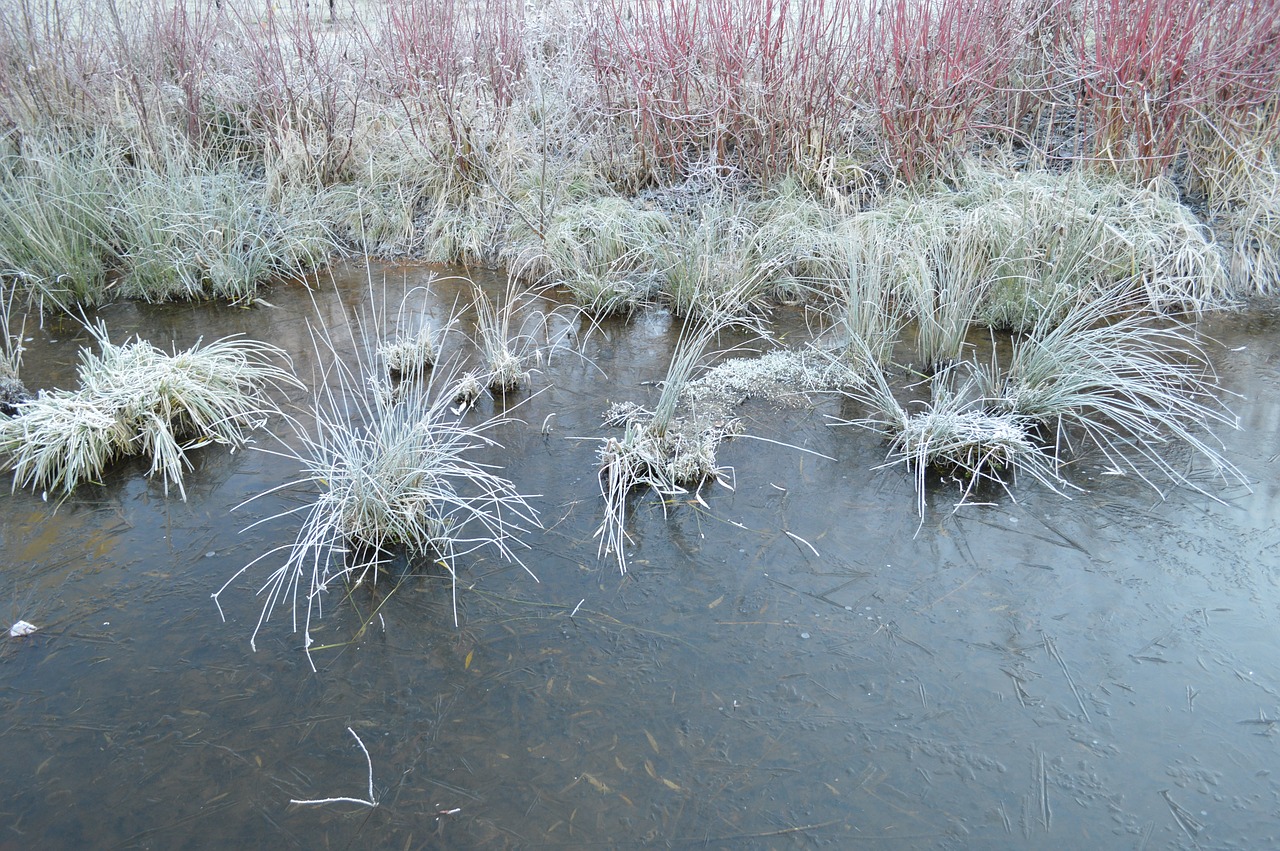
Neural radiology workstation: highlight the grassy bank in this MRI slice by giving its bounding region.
[0,0,1274,309]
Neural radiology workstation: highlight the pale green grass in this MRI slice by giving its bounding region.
[814,220,901,367]
[658,201,776,321]
[114,157,333,303]
[1218,195,1280,295]
[0,131,334,307]
[0,132,118,306]
[952,164,1230,314]
[512,194,669,315]
[848,163,1233,338]
[0,284,25,383]
[745,178,842,302]
[472,286,532,392]
[909,218,989,370]
[0,0,1273,313]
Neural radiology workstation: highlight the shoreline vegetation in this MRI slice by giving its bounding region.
[0,0,1272,311]
[0,0,1272,634]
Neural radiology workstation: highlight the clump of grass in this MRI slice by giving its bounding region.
[0,132,119,306]
[1198,143,1280,295]
[845,360,1067,517]
[813,223,902,368]
[597,406,740,573]
[975,214,1109,334]
[994,290,1243,497]
[848,163,1233,335]
[514,194,670,316]
[658,201,776,321]
[745,179,842,303]
[595,318,745,572]
[0,363,29,416]
[0,131,334,307]
[450,370,486,411]
[839,289,1245,515]
[473,286,529,392]
[1217,194,1280,296]
[0,286,30,415]
[957,164,1231,315]
[377,327,437,380]
[112,150,334,304]
[909,219,990,371]
[0,322,295,498]
[222,308,539,662]
[470,279,560,393]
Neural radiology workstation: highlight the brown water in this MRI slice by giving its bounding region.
[2,262,1279,849]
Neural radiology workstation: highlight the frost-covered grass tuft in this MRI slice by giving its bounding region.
[377,327,437,380]
[0,323,294,498]
[221,293,540,663]
[595,318,747,572]
[838,289,1245,515]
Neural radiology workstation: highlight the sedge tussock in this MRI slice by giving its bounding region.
[846,365,1068,518]
[840,289,1244,515]
[0,131,334,307]
[0,374,30,416]
[596,407,740,574]
[909,217,989,370]
[0,286,30,415]
[1199,143,1280,295]
[112,149,332,303]
[0,132,118,305]
[595,318,749,573]
[848,162,1232,332]
[811,222,901,366]
[0,322,295,498]
[223,288,540,660]
[377,327,437,380]
[996,290,1244,498]
[658,202,776,322]
[471,279,561,393]
[745,178,842,302]
[1217,195,1280,296]
[513,194,670,315]
[952,164,1231,314]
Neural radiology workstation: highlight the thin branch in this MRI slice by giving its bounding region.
[289,727,378,808]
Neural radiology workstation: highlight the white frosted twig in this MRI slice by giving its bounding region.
[289,727,378,808]
[785,530,820,557]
